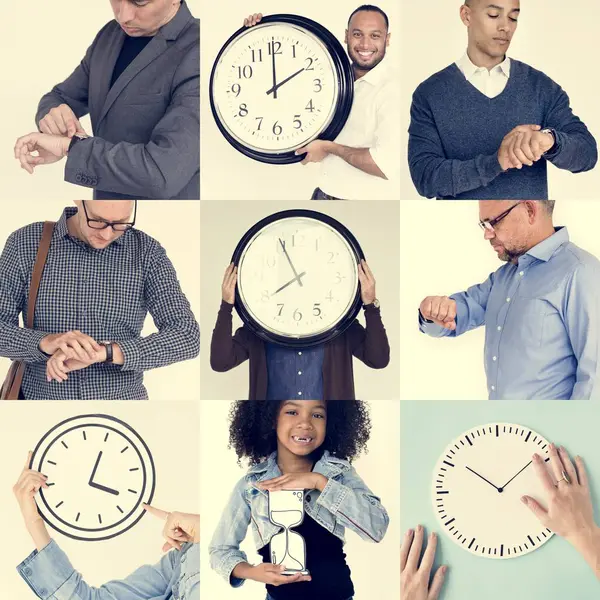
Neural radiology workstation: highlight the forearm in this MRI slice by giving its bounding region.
[351,307,390,367]
[26,519,52,553]
[210,302,249,371]
[571,525,600,579]
[232,562,256,581]
[326,142,387,178]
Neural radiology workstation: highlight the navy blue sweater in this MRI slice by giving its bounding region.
[408,59,597,199]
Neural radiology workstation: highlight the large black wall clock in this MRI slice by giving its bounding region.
[231,209,365,348]
[209,14,354,164]
[29,414,155,542]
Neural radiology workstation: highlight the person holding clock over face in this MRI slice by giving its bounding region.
[13,452,200,600]
[243,6,399,201]
[209,399,389,600]
[211,258,389,401]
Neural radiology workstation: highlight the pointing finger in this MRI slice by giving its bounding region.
[143,503,169,520]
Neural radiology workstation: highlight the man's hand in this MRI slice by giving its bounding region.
[40,330,102,361]
[295,140,333,164]
[248,563,312,586]
[222,263,238,305]
[358,259,376,305]
[498,124,553,171]
[401,526,447,600]
[14,133,71,174]
[143,504,200,552]
[257,472,328,493]
[419,296,457,330]
[243,13,263,27]
[39,104,84,137]
[46,348,104,383]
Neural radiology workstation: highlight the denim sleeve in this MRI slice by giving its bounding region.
[543,84,598,173]
[418,272,495,338]
[208,477,251,588]
[408,87,504,199]
[179,543,200,600]
[564,263,600,400]
[0,231,51,362]
[16,539,177,600]
[316,466,389,543]
[118,240,200,372]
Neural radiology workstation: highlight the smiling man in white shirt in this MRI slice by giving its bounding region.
[295,5,399,201]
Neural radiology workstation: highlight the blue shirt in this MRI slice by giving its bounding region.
[420,228,600,399]
[17,539,199,600]
[408,60,597,199]
[265,343,324,400]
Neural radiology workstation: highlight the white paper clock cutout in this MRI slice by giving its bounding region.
[432,423,554,559]
[30,414,155,541]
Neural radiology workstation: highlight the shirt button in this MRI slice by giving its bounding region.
[298,391,302,396]
[306,494,312,502]
[39,589,47,596]
[506,297,511,302]
[491,386,496,391]
[298,371,302,375]
[493,356,497,361]
[298,352,302,356]
[497,326,502,331]
[24,567,32,576]
[519,271,524,277]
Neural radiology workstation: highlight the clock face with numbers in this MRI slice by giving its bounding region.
[232,209,364,348]
[30,414,155,541]
[210,14,354,164]
[432,423,554,559]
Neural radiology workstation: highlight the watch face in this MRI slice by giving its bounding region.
[432,423,553,559]
[234,210,362,346]
[210,15,353,164]
[30,415,155,541]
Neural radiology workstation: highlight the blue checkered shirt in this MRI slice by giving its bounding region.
[0,207,199,399]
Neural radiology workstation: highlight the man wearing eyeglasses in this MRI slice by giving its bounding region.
[408,0,597,200]
[0,201,199,399]
[418,200,600,400]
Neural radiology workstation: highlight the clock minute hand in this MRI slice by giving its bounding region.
[266,67,305,96]
[465,465,501,492]
[270,36,278,100]
[88,451,103,485]
[501,460,533,490]
[278,239,304,288]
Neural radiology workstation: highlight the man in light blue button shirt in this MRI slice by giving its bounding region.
[418,200,600,400]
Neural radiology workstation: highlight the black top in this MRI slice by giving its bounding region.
[110,35,153,88]
[259,511,354,600]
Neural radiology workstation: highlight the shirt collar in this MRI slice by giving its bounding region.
[155,0,194,42]
[457,51,511,80]
[525,227,569,263]
[356,57,389,87]
[58,206,128,247]
[247,449,345,477]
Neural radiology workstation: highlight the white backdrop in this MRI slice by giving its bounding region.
[200,399,401,599]
[399,0,600,200]
[399,200,600,400]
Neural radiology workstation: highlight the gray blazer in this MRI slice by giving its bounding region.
[36,1,199,200]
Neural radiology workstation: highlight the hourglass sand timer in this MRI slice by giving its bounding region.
[268,489,310,575]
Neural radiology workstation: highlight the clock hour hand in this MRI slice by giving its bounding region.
[465,466,502,492]
[266,67,305,96]
[89,481,120,496]
[278,238,304,287]
[272,271,307,296]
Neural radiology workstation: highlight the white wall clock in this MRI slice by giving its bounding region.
[209,14,354,164]
[432,423,553,559]
[232,209,364,348]
[30,414,155,541]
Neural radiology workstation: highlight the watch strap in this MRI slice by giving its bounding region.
[67,134,85,154]
[103,342,113,364]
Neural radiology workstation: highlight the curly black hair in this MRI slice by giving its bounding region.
[228,400,371,465]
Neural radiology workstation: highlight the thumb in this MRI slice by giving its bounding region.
[521,496,548,522]
[295,147,307,155]
[443,320,456,331]
[24,451,33,470]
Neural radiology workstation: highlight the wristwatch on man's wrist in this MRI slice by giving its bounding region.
[101,342,114,364]
[67,133,87,154]
[364,298,380,309]
[541,128,556,154]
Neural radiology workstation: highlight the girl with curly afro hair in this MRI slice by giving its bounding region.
[209,400,390,600]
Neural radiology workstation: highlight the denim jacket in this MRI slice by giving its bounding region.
[17,539,199,600]
[209,450,389,587]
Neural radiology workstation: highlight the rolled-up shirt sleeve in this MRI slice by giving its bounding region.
[369,80,401,181]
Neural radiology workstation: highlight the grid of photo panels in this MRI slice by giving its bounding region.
[1,1,600,600]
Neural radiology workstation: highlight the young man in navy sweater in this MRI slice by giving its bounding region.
[408,0,597,200]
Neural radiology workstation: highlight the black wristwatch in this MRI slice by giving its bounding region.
[101,342,114,364]
[67,134,87,154]
[363,298,380,309]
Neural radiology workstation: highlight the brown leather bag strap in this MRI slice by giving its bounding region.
[25,221,55,329]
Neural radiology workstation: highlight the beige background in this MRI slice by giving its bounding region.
[0,200,201,401]
[200,399,400,599]
[0,0,201,200]
[399,0,600,200]
[0,401,199,599]
[200,0,400,201]
[399,200,600,400]
[199,200,400,400]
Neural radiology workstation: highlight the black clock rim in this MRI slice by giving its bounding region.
[209,13,354,165]
[30,414,156,542]
[230,209,365,349]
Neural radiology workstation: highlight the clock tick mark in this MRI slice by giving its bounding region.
[83,431,87,441]
[465,436,473,447]
[121,446,129,454]
[61,441,68,449]
[525,431,532,442]
[129,467,139,472]
[104,433,109,442]
[442,460,455,468]
[48,460,57,466]
[445,517,455,526]
[468,538,475,549]
[98,514,102,524]
[55,501,64,508]
[117,505,124,514]
[128,489,138,494]
[528,535,535,546]
[500,544,504,556]
[46,482,55,487]
[76,512,80,522]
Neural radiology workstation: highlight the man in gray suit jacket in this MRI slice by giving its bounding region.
[14,0,199,200]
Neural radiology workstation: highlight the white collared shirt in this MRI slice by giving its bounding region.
[455,52,511,98]
[317,58,399,200]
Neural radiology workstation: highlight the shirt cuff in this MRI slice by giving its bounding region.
[179,543,200,598]
[219,299,234,313]
[542,129,563,160]
[115,339,141,372]
[316,477,347,515]
[480,153,504,182]
[17,539,77,600]
[31,330,52,362]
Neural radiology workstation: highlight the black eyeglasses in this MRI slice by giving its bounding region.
[479,203,521,232]
[82,200,137,231]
